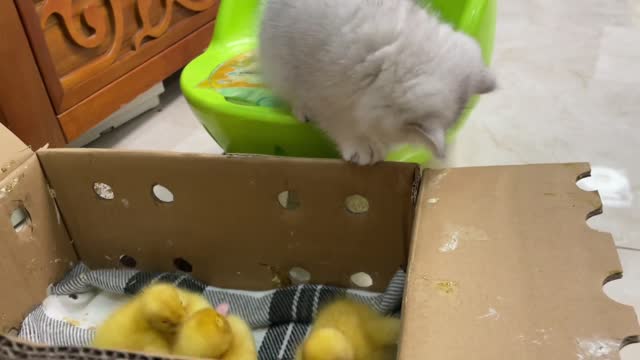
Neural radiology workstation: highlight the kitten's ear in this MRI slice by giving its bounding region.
[475,68,497,94]
[423,127,446,159]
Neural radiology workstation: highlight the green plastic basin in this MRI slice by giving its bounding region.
[181,0,496,164]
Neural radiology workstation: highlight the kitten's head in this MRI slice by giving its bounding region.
[358,31,496,158]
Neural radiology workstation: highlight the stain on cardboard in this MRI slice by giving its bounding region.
[576,338,622,360]
[1,160,16,174]
[477,307,500,320]
[427,197,440,205]
[516,328,554,346]
[435,280,458,295]
[427,169,449,188]
[421,275,459,295]
[439,232,460,253]
[260,263,291,288]
[0,174,24,195]
[439,225,489,253]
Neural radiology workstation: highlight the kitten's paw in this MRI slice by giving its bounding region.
[341,142,383,165]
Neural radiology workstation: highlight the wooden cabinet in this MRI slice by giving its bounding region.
[0,0,219,147]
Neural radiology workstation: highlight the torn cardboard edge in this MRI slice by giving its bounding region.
[0,123,638,359]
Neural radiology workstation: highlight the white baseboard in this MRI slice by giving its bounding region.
[67,82,165,147]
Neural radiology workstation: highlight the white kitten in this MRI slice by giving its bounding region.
[259,0,496,164]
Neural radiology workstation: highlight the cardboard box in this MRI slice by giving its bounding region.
[1,123,638,359]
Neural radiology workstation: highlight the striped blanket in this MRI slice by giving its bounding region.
[19,264,405,360]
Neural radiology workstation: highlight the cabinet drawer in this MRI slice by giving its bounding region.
[16,0,219,113]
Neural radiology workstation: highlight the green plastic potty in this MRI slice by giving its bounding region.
[181,0,496,165]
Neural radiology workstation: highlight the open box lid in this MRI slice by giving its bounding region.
[0,124,75,333]
[402,164,640,359]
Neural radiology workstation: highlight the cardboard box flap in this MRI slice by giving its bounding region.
[0,124,33,183]
[0,157,76,332]
[36,148,418,291]
[401,163,639,360]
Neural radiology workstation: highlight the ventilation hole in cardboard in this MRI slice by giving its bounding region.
[277,191,300,210]
[10,206,31,232]
[576,171,603,231]
[173,258,193,273]
[586,207,603,220]
[585,213,606,233]
[289,267,311,285]
[93,182,115,200]
[152,184,174,203]
[621,337,640,358]
[350,272,373,288]
[575,170,592,187]
[577,167,634,233]
[602,271,634,309]
[119,255,137,268]
[345,195,369,214]
[603,271,623,286]
[576,168,632,202]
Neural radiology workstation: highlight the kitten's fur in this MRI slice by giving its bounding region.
[259,0,496,164]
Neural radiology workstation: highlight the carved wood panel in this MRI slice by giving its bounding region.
[19,0,219,113]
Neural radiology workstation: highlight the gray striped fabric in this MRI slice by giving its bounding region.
[20,264,405,360]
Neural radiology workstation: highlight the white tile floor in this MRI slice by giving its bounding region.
[88,0,640,356]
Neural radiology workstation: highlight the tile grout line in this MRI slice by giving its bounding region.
[617,246,640,252]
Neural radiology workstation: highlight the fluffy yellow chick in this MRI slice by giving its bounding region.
[92,283,187,355]
[173,308,233,359]
[297,299,401,360]
[177,288,214,314]
[173,308,257,360]
[222,314,258,360]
